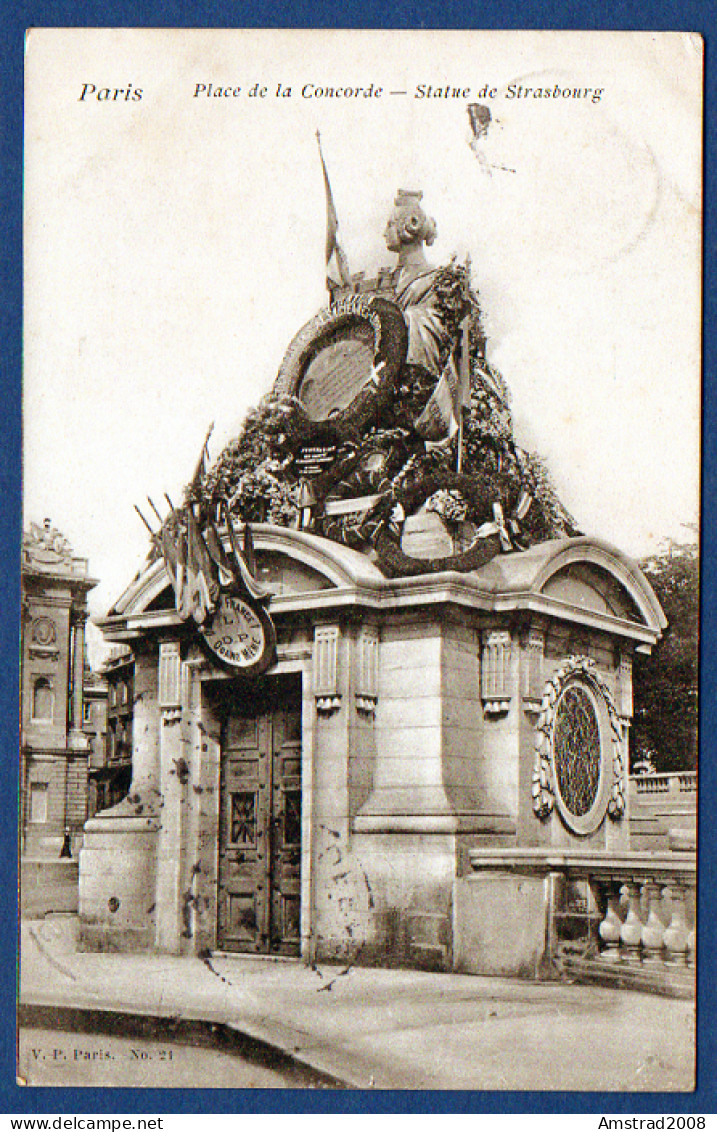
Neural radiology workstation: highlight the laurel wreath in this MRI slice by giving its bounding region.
[369,469,522,578]
[274,295,408,442]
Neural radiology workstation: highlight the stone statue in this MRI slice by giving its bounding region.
[383,189,453,378]
[23,518,73,568]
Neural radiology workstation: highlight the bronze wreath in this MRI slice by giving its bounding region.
[273,295,408,443]
[370,470,523,578]
[373,526,503,577]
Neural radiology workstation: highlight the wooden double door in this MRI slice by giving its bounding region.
[217,676,302,955]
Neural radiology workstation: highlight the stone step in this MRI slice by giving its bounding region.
[561,956,695,1000]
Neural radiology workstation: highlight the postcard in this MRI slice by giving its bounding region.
[20,29,701,1092]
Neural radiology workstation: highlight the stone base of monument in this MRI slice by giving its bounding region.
[78,802,159,952]
[21,859,80,918]
[453,871,553,978]
[77,526,672,979]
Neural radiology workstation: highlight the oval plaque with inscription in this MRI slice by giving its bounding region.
[201,593,276,676]
[274,295,407,440]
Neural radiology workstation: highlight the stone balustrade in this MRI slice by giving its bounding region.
[580,855,696,969]
[464,848,696,990]
[630,771,697,799]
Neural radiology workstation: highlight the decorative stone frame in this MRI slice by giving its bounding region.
[532,655,626,832]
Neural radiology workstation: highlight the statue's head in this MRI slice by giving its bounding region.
[383,189,437,253]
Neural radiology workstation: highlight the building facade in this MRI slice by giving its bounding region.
[21,520,98,859]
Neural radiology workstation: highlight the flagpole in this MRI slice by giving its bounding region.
[456,314,471,473]
[316,130,351,288]
[456,412,464,473]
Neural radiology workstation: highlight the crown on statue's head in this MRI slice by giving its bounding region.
[394,189,423,207]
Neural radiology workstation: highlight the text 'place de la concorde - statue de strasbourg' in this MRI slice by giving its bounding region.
[78,180,690,982]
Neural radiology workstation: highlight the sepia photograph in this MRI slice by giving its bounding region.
[19,28,701,1093]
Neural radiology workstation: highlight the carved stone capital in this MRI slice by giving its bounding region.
[355,694,378,716]
[481,629,513,715]
[316,695,342,715]
[158,640,182,710]
[314,625,342,713]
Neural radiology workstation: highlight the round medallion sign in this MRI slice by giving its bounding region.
[201,594,275,675]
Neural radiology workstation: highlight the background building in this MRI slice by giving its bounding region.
[87,646,133,817]
[20,520,98,860]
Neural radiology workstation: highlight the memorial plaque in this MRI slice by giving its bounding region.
[298,322,376,421]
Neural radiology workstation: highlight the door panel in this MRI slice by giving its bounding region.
[217,678,302,955]
[269,703,302,955]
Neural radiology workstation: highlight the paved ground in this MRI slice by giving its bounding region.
[19,916,695,1092]
[19,1026,295,1089]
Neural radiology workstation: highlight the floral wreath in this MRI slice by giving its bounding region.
[274,295,408,442]
[368,470,527,578]
[531,655,626,825]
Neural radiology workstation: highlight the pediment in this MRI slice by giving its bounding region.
[107,524,384,619]
[541,563,642,621]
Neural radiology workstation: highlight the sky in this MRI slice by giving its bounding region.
[23,29,702,665]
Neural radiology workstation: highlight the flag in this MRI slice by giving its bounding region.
[415,316,472,443]
[414,352,468,441]
[188,423,214,496]
[222,502,272,603]
[202,520,235,589]
[316,131,351,287]
[415,361,461,441]
[155,424,218,624]
[177,508,220,625]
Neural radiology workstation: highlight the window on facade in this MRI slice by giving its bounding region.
[29,782,48,823]
[83,701,93,725]
[553,684,602,819]
[32,677,53,721]
[115,721,125,761]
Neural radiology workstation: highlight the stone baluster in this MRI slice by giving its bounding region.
[619,881,644,961]
[663,883,689,965]
[598,882,623,962]
[641,880,666,963]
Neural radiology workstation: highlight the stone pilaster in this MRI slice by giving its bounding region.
[314,624,341,713]
[521,623,546,711]
[355,624,379,715]
[614,646,634,720]
[154,640,189,953]
[68,611,89,750]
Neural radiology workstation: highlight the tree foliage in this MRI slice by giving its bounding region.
[632,536,699,772]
